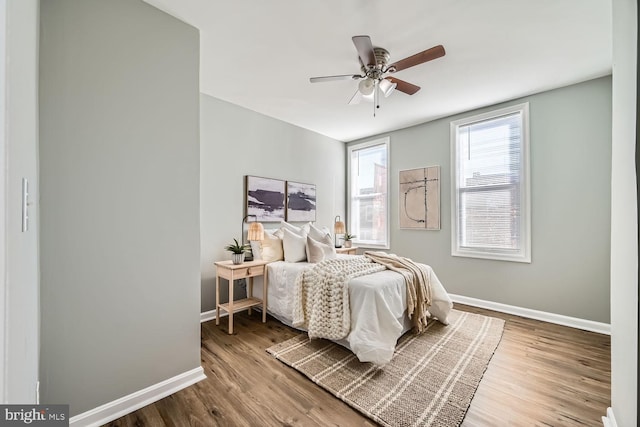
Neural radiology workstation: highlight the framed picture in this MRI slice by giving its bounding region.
[286,181,316,222]
[399,166,440,230]
[246,176,286,222]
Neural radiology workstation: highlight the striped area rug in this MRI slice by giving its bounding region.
[267,309,504,427]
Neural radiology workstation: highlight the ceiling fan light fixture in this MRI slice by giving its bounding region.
[379,79,397,97]
[358,77,375,96]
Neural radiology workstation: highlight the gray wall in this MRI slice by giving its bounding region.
[349,76,612,323]
[39,0,201,416]
[4,0,40,403]
[200,94,345,312]
[610,0,638,424]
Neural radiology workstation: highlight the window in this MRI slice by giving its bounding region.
[348,137,390,249]
[451,103,531,262]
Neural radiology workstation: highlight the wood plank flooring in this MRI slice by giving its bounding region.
[105,304,610,426]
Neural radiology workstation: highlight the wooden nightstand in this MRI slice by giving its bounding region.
[336,246,358,255]
[214,259,269,334]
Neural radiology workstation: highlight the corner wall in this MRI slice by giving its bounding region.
[610,0,638,425]
[3,0,40,403]
[200,94,345,312]
[39,0,201,416]
[349,77,612,323]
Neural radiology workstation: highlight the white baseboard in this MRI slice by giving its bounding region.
[449,294,611,335]
[602,407,618,427]
[69,366,206,427]
[200,309,228,323]
[200,309,216,323]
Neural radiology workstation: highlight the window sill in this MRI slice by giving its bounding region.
[452,250,531,263]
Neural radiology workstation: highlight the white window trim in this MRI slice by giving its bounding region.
[450,102,531,263]
[347,137,391,250]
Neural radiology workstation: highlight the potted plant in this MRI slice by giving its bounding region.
[225,238,249,264]
[343,233,356,248]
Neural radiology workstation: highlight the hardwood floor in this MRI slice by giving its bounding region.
[105,304,610,426]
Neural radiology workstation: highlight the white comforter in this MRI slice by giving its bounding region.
[253,255,452,365]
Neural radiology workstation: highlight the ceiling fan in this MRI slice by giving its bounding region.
[310,35,445,114]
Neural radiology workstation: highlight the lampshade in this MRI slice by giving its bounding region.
[361,79,396,103]
[247,221,264,241]
[379,78,397,97]
[334,215,346,248]
[358,78,375,96]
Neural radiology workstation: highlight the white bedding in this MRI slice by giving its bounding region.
[253,254,453,365]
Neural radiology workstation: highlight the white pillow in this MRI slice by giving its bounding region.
[323,236,337,259]
[282,228,307,262]
[308,223,331,242]
[260,234,284,262]
[250,240,262,260]
[306,234,337,263]
[301,222,311,235]
[280,220,310,236]
[250,230,279,260]
[272,227,284,239]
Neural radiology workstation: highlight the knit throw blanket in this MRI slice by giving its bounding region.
[292,257,386,340]
[363,251,433,333]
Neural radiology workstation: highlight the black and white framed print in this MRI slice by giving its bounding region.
[246,176,286,222]
[286,181,316,222]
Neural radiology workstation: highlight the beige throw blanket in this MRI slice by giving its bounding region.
[363,251,432,333]
[292,257,386,340]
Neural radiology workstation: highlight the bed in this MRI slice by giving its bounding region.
[252,254,453,365]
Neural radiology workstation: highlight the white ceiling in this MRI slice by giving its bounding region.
[144,0,612,142]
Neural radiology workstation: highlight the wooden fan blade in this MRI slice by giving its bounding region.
[387,45,445,73]
[385,77,421,95]
[310,74,361,83]
[352,35,376,67]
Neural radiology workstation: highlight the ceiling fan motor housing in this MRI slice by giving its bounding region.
[362,47,391,79]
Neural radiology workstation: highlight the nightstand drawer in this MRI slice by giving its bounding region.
[214,260,266,281]
[230,265,264,279]
[336,246,358,255]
